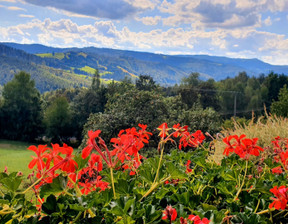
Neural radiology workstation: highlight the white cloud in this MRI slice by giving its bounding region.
[157,0,288,29]
[18,14,34,18]
[124,0,158,10]
[23,0,140,19]
[7,6,25,10]
[0,0,17,2]
[263,16,272,26]
[136,16,161,25]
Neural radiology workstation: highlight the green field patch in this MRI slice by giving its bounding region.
[79,66,97,74]
[0,140,33,176]
[36,53,65,60]
[102,78,119,84]
[78,66,113,77]
[100,71,113,76]
[77,52,87,58]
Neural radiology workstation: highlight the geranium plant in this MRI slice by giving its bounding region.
[1,123,288,223]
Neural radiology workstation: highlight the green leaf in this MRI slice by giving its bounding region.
[0,176,22,192]
[42,195,57,215]
[143,205,162,223]
[0,199,10,204]
[116,179,135,195]
[165,162,187,179]
[139,168,154,184]
[40,175,67,198]
[124,198,135,215]
[74,154,89,170]
[155,188,169,199]
[202,203,217,211]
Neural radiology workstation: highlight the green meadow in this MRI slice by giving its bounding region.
[0,140,34,176]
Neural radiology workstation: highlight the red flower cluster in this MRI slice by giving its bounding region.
[164,178,181,186]
[162,205,177,221]
[269,186,288,210]
[122,156,142,176]
[271,136,288,171]
[223,135,263,159]
[185,160,193,173]
[271,166,283,174]
[162,206,210,224]
[68,153,108,195]
[157,123,205,150]
[28,143,78,189]
[82,124,152,170]
[186,215,210,224]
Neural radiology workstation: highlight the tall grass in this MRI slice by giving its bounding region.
[211,112,288,163]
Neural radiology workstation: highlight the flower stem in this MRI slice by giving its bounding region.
[233,160,248,202]
[153,144,164,185]
[254,199,261,213]
[256,208,275,215]
[71,211,83,223]
[139,176,171,202]
[21,175,44,194]
[110,167,116,199]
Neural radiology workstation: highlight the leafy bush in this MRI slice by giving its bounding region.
[81,89,169,148]
[165,96,221,135]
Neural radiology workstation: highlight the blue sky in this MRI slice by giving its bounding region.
[0,0,288,65]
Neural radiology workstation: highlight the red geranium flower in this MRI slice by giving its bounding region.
[185,160,193,173]
[223,135,235,156]
[188,215,210,224]
[157,123,171,138]
[272,166,283,174]
[269,186,288,210]
[28,145,49,171]
[162,205,177,221]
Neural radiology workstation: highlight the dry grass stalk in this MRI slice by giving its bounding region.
[211,111,288,163]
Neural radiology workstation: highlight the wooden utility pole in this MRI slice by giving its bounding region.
[234,93,237,117]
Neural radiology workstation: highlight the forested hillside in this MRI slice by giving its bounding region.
[1,42,288,93]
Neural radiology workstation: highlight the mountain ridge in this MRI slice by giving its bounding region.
[0,42,288,93]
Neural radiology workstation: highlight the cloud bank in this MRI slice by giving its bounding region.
[23,0,139,19]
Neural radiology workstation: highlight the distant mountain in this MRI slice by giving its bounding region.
[1,42,288,93]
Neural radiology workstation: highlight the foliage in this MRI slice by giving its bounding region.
[44,96,72,142]
[136,75,157,91]
[165,96,221,135]
[1,123,288,223]
[271,84,288,117]
[0,71,42,141]
[222,117,250,130]
[82,89,169,146]
[177,104,221,135]
[71,72,107,139]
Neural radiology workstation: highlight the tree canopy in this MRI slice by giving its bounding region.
[0,71,42,141]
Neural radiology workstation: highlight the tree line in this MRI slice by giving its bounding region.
[0,70,287,146]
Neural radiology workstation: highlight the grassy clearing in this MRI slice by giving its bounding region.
[211,113,288,163]
[36,53,65,60]
[79,65,97,74]
[0,140,33,176]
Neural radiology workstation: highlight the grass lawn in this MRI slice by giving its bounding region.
[0,139,34,176]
